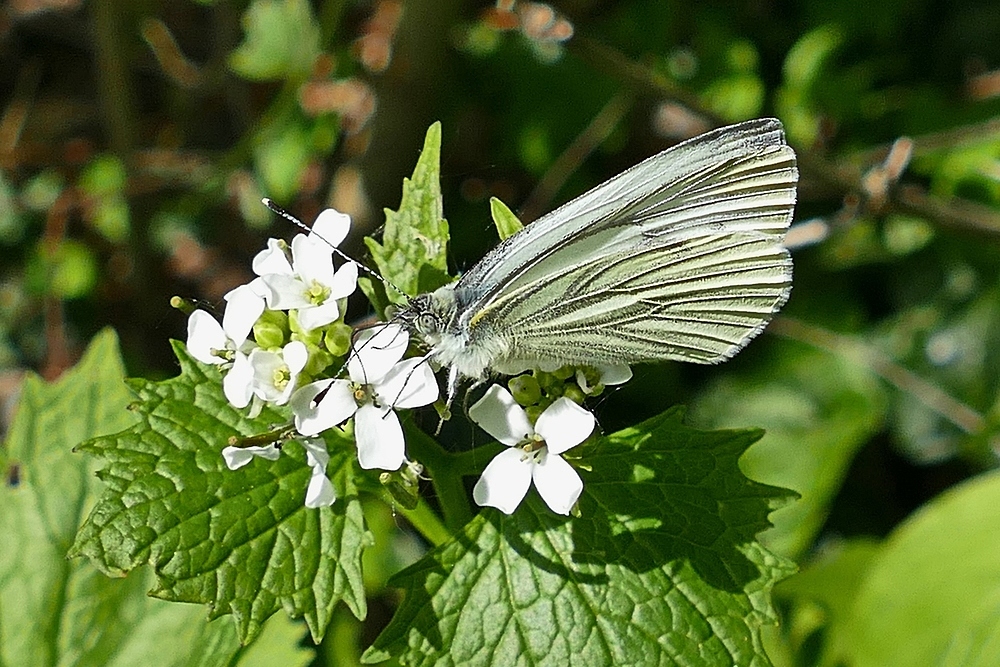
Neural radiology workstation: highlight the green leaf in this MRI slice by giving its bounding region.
[782,25,842,89]
[702,74,765,122]
[79,154,128,197]
[0,330,313,665]
[840,470,1000,667]
[0,171,25,244]
[365,122,451,304]
[772,539,881,667]
[26,238,99,299]
[253,123,313,204]
[689,345,886,558]
[69,340,369,644]
[363,407,795,666]
[489,196,523,240]
[776,25,842,146]
[229,0,321,81]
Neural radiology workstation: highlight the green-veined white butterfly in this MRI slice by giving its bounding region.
[394,118,798,402]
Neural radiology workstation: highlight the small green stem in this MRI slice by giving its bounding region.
[450,444,503,476]
[399,498,451,547]
[403,422,473,531]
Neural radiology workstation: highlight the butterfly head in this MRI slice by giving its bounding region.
[392,286,461,344]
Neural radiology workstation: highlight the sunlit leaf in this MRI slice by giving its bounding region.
[0,331,313,665]
[842,471,1000,666]
[365,122,451,305]
[690,345,886,558]
[229,0,320,81]
[489,196,523,240]
[70,340,369,644]
[364,408,795,666]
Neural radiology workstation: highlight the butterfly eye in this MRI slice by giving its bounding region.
[416,312,440,335]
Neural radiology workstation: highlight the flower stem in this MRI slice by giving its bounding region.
[403,422,472,531]
[450,444,503,475]
[399,499,451,547]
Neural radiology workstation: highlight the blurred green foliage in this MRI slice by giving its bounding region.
[2,0,1000,664]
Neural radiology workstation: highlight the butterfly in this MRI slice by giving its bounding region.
[393,118,798,402]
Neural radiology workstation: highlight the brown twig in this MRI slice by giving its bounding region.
[90,0,136,157]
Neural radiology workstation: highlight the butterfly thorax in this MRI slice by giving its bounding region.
[396,285,510,383]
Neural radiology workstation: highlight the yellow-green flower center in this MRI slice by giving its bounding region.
[306,279,331,306]
[351,382,374,406]
[272,364,291,390]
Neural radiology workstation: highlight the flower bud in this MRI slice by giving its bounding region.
[253,309,288,349]
[508,374,542,406]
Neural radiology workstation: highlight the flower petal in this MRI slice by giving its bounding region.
[291,233,335,287]
[291,379,356,436]
[301,437,330,469]
[223,352,255,408]
[597,364,632,386]
[469,385,532,447]
[355,403,405,470]
[304,469,336,508]
[375,357,439,409]
[260,273,311,310]
[221,444,280,470]
[534,397,595,455]
[329,261,359,300]
[297,300,340,332]
[252,238,293,276]
[222,284,265,347]
[532,452,583,515]
[348,324,408,385]
[310,208,351,248]
[249,346,303,405]
[472,447,533,514]
[283,340,309,375]
[186,310,227,364]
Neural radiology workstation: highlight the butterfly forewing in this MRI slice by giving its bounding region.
[456,118,796,318]
[462,118,797,368]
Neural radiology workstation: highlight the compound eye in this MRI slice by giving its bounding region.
[416,312,439,334]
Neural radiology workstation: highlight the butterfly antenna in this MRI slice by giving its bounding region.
[261,198,408,300]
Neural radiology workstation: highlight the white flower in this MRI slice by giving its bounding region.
[301,438,336,508]
[252,208,358,331]
[290,324,438,471]
[576,364,632,394]
[470,385,594,515]
[186,284,266,408]
[220,439,335,508]
[247,340,308,405]
[221,444,281,469]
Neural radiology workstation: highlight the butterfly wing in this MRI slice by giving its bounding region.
[461,118,797,368]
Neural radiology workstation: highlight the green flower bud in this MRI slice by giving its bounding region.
[525,405,544,424]
[303,346,334,376]
[552,364,574,380]
[535,370,560,391]
[575,366,603,394]
[253,309,288,349]
[561,384,586,405]
[508,374,542,406]
[288,312,324,344]
[324,322,353,356]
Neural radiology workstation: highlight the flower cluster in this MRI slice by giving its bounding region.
[187,208,362,507]
[185,206,625,517]
[186,208,356,414]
